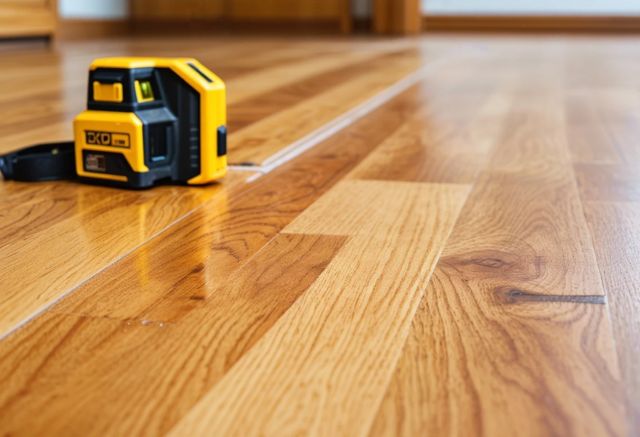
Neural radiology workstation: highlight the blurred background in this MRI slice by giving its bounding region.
[1,0,639,41]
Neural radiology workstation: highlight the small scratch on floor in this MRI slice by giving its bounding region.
[499,288,607,305]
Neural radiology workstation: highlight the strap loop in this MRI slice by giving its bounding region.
[0,142,76,182]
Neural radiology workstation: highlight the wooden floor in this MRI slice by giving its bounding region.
[0,33,638,436]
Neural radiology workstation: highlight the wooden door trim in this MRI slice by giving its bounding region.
[373,0,421,35]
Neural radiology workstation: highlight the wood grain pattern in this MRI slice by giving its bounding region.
[53,86,422,324]
[574,163,640,202]
[370,264,625,437]
[0,37,430,339]
[169,180,469,436]
[228,51,425,164]
[0,83,423,436]
[224,44,412,105]
[583,202,640,433]
[369,60,628,436]
[227,50,414,133]
[0,233,345,436]
[369,180,627,434]
[0,180,242,338]
[0,35,638,436]
[351,79,513,183]
[564,90,639,165]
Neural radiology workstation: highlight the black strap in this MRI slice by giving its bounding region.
[0,142,76,182]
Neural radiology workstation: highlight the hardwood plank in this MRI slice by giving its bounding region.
[351,80,513,183]
[168,180,469,436]
[53,87,422,323]
[369,265,625,437]
[564,90,640,165]
[0,39,425,338]
[227,51,425,165]
[0,87,423,435]
[583,202,640,433]
[0,39,418,168]
[564,92,623,165]
[0,74,420,338]
[1,35,639,436]
[574,163,640,202]
[227,50,414,133]
[0,176,246,339]
[0,233,345,436]
[442,105,604,296]
[224,40,414,105]
[369,69,627,436]
[370,147,627,435]
[437,170,603,295]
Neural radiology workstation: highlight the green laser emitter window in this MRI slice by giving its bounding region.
[135,80,155,102]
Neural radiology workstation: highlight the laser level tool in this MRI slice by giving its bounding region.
[0,57,227,188]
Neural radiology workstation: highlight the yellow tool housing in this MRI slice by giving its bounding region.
[73,57,227,188]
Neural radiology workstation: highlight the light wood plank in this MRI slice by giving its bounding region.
[0,176,247,339]
[370,265,625,437]
[0,72,419,338]
[228,52,425,164]
[168,180,469,436]
[224,40,415,105]
[369,64,627,436]
[369,173,626,435]
[0,87,422,436]
[0,39,428,338]
[574,163,640,203]
[583,202,640,433]
[351,80,513,183]
[53,86,422,323]
[0,233,345,436]
[227,50,413,133]
[1,34,639,436]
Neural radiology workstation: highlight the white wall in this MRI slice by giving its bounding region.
[422,0,640,15]
[59,0,130,19]
[58,0,640,20]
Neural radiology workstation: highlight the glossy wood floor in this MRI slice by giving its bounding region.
[0,34,638,436]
